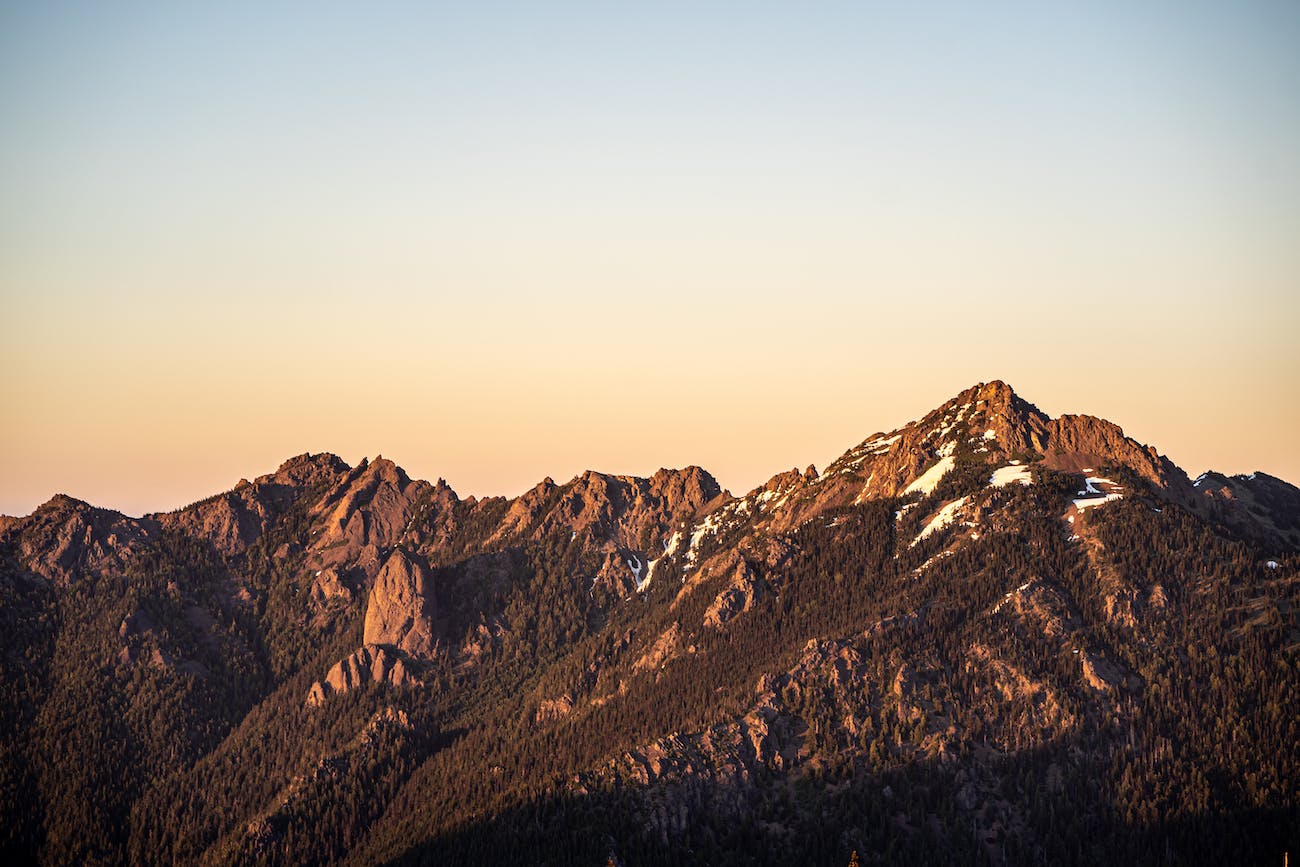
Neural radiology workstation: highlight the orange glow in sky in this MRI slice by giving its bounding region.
[2,2,1297,516]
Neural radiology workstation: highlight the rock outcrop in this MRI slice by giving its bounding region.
[315,457,426,545]
[4,495,157,585]
[153,453,351,558]
[1194,470,1300,551]
[307,547,439,705]
[306,645,415,706]
[262,452,352,491]
[486,466,722,556]
[633,622,685,674]
[155,490,269,558]
[309,566,353,607]
[703,556,766,629]
[310,457,432,569]
[363,549,438,658]
[1078,650,1127,693]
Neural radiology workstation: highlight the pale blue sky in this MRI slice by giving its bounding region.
[2,1,1298,515]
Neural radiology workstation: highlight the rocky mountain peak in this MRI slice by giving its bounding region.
[258,452,352,490]
[1192,470,1300,549]
[808,381,1202,507]
[963,381,1048,444]
[33,492,92,515]
[368,455,410,486]
[310,456,432,560]
[5,496,155,585]
[484,466,722,558]
[647,465,723,505]
[951,379,1022,412]
[148,454,354,559]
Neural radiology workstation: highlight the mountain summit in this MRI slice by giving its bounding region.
[1,382,1295,866]
[818,380,1189,500]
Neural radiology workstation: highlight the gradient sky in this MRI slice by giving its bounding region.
[2,1,1298,517]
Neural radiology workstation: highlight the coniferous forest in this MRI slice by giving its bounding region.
[1,383,1296,866]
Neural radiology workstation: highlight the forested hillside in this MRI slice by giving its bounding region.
[2,382,1295,866]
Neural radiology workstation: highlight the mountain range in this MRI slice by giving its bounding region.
[1,380,1295,866]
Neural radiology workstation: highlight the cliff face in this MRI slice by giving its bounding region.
[310,457,432,563]
[363,549,438,658]
[491,467,721,541]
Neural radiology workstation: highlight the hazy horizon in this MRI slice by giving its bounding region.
[3,1,1298,517]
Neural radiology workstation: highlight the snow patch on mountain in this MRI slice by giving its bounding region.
[644,531,684,586]
[913,496,969,546]
[912,548,954,576]
[1078,476,1118,496]
[683,501,749,569]
[1073,493,1124,511]
[990,465,1033,487]
[864,434,901,454]
[904,457,955,496]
